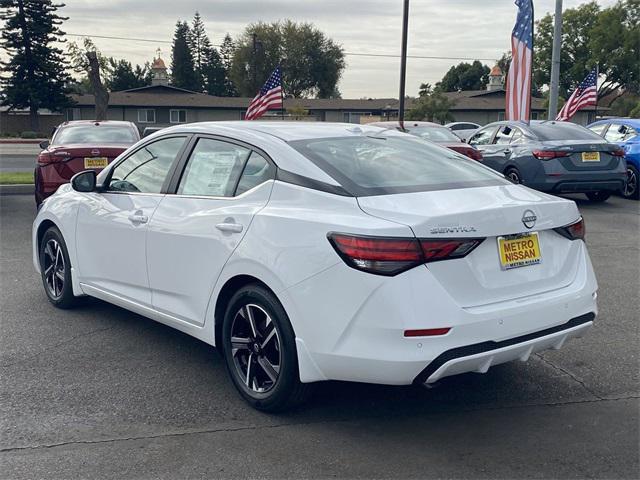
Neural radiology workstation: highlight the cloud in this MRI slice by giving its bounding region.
[60,0,619,98]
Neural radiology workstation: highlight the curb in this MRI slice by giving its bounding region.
[0,184,34,195]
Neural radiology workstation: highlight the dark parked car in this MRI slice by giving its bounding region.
[588,118,640,200]
[369,121,483,160]
[35,120,140,205]
[468,120,626,202]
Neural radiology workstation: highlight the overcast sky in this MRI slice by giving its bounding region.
[59,0,616,98]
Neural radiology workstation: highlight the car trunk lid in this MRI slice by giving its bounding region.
[357,185,584,307]
[537,140,622,171]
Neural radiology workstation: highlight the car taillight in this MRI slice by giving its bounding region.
[532,150,572,160]
[468,149,483,161]
[420,238,484,262]
[554,217,585,241]
[328,233,484,276]
[37,151,70,165]
[611,148,625,157]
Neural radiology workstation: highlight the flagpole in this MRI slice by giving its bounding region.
[594,63,599,121]
[280,63,285,120]
[529,0,535,124]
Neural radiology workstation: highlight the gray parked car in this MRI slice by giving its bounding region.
[468,120,627,202]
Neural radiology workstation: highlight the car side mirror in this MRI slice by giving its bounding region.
[71,170,97,193]
[39,140,50,150]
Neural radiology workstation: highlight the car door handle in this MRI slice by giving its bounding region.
[216,222,243,233]
[128,214,148,224]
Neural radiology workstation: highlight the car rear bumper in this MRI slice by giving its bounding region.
[284,241,598,385]
[413,313,593,384]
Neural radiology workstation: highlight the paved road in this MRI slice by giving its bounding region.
[0,155,35,173]
[1,193,638,479]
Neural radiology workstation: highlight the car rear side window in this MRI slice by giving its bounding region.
[529,123,603,141]
[177,138,251,197]
[108,136,186,193]
[236,152,275,195]
[53,125,138,145]
[289,134,509,196]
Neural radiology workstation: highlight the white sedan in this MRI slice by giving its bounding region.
[33,122,597,411]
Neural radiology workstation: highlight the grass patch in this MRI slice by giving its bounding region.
[0,171,34,184]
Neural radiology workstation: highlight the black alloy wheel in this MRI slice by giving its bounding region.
[622,165,639,200]
[222,285,314,412]
[39,226,78,308]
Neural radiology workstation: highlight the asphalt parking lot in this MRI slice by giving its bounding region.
[0,192,638,479]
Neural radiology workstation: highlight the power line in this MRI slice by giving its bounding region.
[66,32,499,62]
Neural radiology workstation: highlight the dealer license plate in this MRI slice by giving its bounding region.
[84,157,108,169]
[497,233,542,270]
[581,152,600,162]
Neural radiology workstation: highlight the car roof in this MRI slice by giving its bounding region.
[368,121,444,128]
[589,118,640,127]
[58,120,137,128]
[155,121,408,142]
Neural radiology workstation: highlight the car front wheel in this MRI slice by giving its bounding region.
[622,165,639,200]
[221,284,314,412]
[586,191,611,203]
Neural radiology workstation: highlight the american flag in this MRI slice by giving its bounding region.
[556,68,598,121]
[245,66,283,120]
[506,0,534,122]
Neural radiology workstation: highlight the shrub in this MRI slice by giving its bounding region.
[20,131,39,139]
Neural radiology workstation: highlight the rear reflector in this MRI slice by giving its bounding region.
[532,150,572,160]
[611,148,625,157]
[328,233,485,276]
[404,328,451,337]
[553,217,585,241]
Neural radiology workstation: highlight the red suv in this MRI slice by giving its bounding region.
[35,120,140,205]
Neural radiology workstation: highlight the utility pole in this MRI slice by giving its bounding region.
[398,0,409,128]
[548,0,563,119]
[252,33,258,94]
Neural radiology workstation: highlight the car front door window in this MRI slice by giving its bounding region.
[108,137,186,193]
[177,138,252,197]
[470,127,497,146]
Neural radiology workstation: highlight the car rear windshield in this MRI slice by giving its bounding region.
[289,134,509,196]
[52,125,138,145]
[404,126,461,142]
[529,123,604,141]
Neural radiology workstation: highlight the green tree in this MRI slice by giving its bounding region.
[189,11,209,90]
[201,47,226,96]
[0,0,73,131]
[219,33,238,96]
[106,58,152,91]
[171,21,199,91]
[534,0,639,99]
[230,20,345,98]
[436,61,490,92]
[406,90,455,123]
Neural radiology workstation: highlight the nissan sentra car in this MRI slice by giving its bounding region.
[33,122,597,411]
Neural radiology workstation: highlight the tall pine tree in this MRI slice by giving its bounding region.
[219,33,238,97]
[0,0,73,132]
[189,11,208,90]
[171,21,198,91]
[202,47,226,96]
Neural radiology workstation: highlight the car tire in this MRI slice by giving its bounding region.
[505,167,522,185]
[585,191,611,203]
[221,284,314,412]
[622,164,639,200]
[39,226,78,309]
